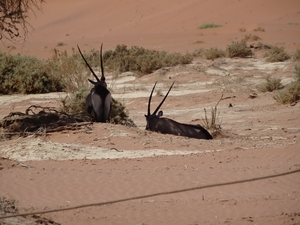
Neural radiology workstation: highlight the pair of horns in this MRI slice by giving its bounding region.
[77,44,105,82]
[148,82,175,116]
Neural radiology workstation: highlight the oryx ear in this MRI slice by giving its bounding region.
[158,110,163,117]
[88,79,97,85]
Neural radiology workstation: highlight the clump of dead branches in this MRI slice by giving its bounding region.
[0,105,92,139]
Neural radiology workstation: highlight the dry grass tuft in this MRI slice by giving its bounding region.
[202,95,223,136]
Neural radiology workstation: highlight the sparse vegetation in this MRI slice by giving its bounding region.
[253,27,265,32]
[292,49,300,61]
[0,197,18,215]
[264,46,290,62]
[198,23,222,29]
[103,44,193,75]
[191,48,205,58]
[257,75,283,92]
[202,95,222,136]
[47,48,91,93]
[203,48,226,60]
[274,65,300,104]
[226,40,253,58]
[242,34,261,42]
[57,42,67,47]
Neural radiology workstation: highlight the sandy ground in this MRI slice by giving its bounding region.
[1,0,300,225]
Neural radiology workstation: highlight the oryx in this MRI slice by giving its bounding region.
[77,44,111,122]
[145,82,213,139]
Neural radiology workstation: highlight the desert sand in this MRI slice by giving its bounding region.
[1,0,300,225]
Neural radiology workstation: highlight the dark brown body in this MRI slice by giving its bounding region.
[146,116,212,139]
[78,44,111,122]
[145,82,212,140]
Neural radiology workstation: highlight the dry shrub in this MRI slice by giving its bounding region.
[292,49,300,61]
[274,65,300,104]
[191,48,205,58]
[47,48,91,93]
[242,34,261,42]
[0,197,18,215]
[226,40,253,58]
[274,82,300,104]
[202,95,222,136]
[253,27,265,32]
[264,46,290,62]
[203,48,226,60]
[257,76,283,92]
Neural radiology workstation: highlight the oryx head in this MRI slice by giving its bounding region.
[77,44,107,88]
[145,81,175,130]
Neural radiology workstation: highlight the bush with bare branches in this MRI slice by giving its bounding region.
[0,0,44,41]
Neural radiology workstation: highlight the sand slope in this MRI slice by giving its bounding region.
[1,0,300,58]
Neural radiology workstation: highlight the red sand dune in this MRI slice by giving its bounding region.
[1,0,300,59]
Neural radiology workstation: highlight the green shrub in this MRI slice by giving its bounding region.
[198,23,222,29]
[0,51,63,94]
[257,76,283,92]
[203,48,226,60]
[265,46,290,62]
[226,40,253,58]
[59,88,90,114]
[103,45,193,75]
[59,88,136,126]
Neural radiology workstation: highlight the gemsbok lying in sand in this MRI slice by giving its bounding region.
[77,44,111,122]
[145,82,213,139]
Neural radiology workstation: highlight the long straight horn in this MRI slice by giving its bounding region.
[148,82,158,116]
[152,82,175,115]
[77,45,100,82]
[100,43,105,82]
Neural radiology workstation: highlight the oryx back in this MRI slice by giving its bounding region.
[78,44,111,122]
